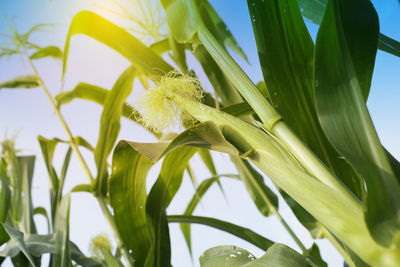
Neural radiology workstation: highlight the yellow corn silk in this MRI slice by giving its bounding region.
[138,72,204,132]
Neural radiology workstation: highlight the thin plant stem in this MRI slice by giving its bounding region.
[232,157,307,252]
[322,227,356,267]
[21,48,134,267]
[275,212,307,253]
[197,24,357,204]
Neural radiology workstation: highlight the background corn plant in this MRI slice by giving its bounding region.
[1,0,400,266]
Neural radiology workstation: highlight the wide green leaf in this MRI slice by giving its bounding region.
[109,122,237,265]
[297,0,400,58]
[0,75,40,89]
[94,65,136,195]
[145,147,196,267]
[63,11,173,78]
[109,141,153,266]
[314,0,400,247]
[169,215,273,251]
[199,243,316,267]
[248,0,364,198]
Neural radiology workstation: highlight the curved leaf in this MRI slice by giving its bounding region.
[0,75,40,89]
[169,215,273,251]
[197,0,248,62]
[248,0,364,198]
[297,0,400,58]
[109,141,153,266]
[94,65,136,195]
[314,0,400,246]
[63,11,173,78]
[30,46,62,60]
[145,147,196,267]
[33,207,51,234]
[55,83,156,136]
[109,122,238,265]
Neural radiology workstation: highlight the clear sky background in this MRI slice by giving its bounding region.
[0,0,399,266]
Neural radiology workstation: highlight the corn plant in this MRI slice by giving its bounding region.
[1,0,400,266]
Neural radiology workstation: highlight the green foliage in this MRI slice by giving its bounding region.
[2,0,400,266]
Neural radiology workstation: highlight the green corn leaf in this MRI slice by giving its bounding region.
[63,11,173,78]
[0,178,11,246]
[279,190,322,239]
[0,177,11,224]
[199,243,316,267]
[145,147,196,267]
[33,207,51,234]
[59,147,72,199]
[94,65,136,195]
[304,243,328,267]
[193,46,242,105]
[109,122,237,265]
[55,83,153,136]
[0,234,103,267]
[161,0,203,44]
[386,149,400,184]
[19,156,37,235]
[54,194,71,267]
[232,158,278,217]
[38,136,61,222]
[56,83,108,106]
[170,215,273,251]
[198,149,217,176]
[297,0,400,58]
[196,0,248,62]
[1,223,37,267]
[1,140,24,223]
[178,100,400,265]
[378,33,400,58]
[71,184,93,193]
[248,0,364,198]
[0,75,40,89]
[30,46,62,60]
[38,136,60,192]
[38,135,93,203]
[149,39,170,55]
[314,0,400,247]
[109,141,154,266]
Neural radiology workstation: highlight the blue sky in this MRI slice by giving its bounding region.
[1,0,400,266]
